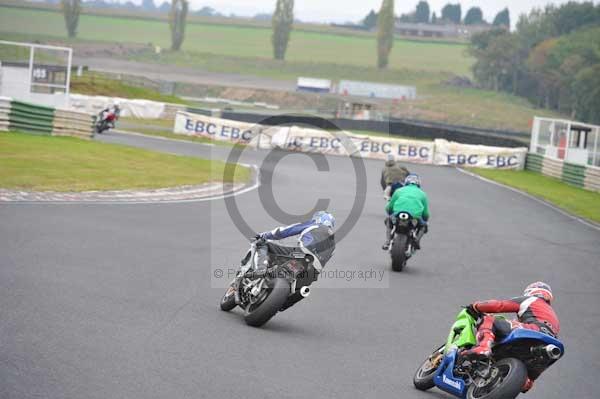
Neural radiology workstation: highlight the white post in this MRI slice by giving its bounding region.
[594,127,599,166]
[565,122,571,162]
[530,117,539,153]
[28,45,35,99]
[65,47,72,106]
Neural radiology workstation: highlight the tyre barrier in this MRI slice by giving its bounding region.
[526,153,600,192]
[0,97,94,139]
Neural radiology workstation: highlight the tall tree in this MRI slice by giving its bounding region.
[441,3,461,24]
[572,64,600,124]
[415,1,430,23]
[142,0,156,11]
[272,0,294,60]
[363,9,378,29]
[169,0,189,51]
[464,7,484,25]
[61,0,81,38]
[431,12,438,24]
[377,0,395,69]
[493,8,510,27]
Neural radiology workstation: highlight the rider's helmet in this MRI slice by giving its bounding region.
[524,281,553,303]
[385,153,395,166]
[404,174,421,187]
[312,211,335,229]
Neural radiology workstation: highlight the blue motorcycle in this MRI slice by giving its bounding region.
[413,309,564,399]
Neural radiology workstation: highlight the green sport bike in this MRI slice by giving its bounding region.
[413,309,564,399]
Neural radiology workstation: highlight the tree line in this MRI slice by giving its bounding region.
[468,2,600,124]
[363,1,510,29]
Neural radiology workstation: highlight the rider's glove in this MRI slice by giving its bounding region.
[464,304,482,320]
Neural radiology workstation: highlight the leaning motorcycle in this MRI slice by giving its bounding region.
[388,212,422,272]
[220,238,315,327]
[94,109,118,134]
[413,309,564,399]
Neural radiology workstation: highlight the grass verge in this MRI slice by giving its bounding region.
[467,168,600,223]
[71,73,190,104]
[0,132,249,191]
[118,118,235,146]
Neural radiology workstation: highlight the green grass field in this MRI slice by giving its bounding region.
[0,6,565,131]
[0,6,472,76]
[0,132,249,191]
[468,169,600,223]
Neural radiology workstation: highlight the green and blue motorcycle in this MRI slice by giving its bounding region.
[413,309,564,399]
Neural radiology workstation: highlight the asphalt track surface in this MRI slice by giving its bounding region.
[1,132,599,399]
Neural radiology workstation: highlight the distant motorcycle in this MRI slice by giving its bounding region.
[413,309,564,399]
[387,212,423,272]
[94,107,119,134]
[220,237,315,327]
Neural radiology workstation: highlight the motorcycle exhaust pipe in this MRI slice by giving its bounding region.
[545,344,562,360]
[300,286,311,298]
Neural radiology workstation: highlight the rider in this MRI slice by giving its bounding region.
[383,174,429,250]
[380,154,410,200]
[254,211,336,278]
[99,104,120,129]
[462,282,560,393]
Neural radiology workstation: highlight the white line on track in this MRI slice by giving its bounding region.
[1,165,260,206]
[456,167,600,232]
[111,130,215,146]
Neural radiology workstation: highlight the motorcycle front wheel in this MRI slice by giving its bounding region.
[244,277,290,327]
[413,344,444,391]
[466,358,528,399]
[220,286,237,311]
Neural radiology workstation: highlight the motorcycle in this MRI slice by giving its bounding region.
[219,238,316,327]
[387,212,423,272]
[413,309,564,399]
[94,108,119,134]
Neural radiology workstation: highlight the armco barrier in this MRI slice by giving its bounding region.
[219,111,526,148]
[0,98,94,139]
[525,153,600,192]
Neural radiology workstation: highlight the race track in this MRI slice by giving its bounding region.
[1,132,599,399]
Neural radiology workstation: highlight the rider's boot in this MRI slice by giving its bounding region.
[462,315,495,359]
[382,217,392,250]
[521,377,534,393]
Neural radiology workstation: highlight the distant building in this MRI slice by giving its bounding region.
[394,22,495,39]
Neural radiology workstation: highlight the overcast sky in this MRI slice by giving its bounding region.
[125,1,596,26]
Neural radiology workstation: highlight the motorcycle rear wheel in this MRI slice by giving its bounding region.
[391,234,408,272]
[413,344,444,391]
[244,278,290,327]
[466,358,528,399]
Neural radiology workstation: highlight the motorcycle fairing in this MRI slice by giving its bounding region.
[497,328,564,353]
[433,349,467,398]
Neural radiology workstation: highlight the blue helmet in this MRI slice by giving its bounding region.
[312,211,335,228]
[404,174,421,187]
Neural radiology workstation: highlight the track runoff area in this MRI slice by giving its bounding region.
[0,130,598,399]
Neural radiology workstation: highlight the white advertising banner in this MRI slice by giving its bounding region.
[172,112,526,169]
[434,139,528,169]
[270,126,434,164]
[174,111,267,146]
[69,94,166,119]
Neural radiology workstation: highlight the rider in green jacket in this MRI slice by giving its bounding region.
[383,174,430,250]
